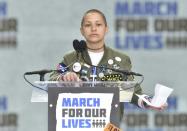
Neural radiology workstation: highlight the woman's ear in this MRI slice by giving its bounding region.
[80,27,84,36]
[105,26,109,34]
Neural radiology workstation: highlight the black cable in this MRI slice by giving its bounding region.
[23,73,48,92]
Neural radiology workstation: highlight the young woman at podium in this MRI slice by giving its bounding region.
[50,9,167,112]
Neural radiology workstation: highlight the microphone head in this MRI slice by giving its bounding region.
[79,40,87,52]
[73,39,87,52]
[73,39,80,51]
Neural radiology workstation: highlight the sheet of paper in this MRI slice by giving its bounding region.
[136,83,174,107]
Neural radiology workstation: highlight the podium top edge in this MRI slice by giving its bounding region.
[34,81,138,84]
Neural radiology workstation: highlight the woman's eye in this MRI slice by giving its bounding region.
[84,24,91,27]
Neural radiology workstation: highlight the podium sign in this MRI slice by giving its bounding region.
[48,86,120,131]
[31,81,136,130]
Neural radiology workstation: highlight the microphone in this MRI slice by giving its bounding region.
[72,39,143,76]
[73,39,80,52]
[24,69,54,75]
[73,39,87,52]
[24,62,69,76]
[96,66,142,76]
[24,69,56,81]
[111,68,143,76]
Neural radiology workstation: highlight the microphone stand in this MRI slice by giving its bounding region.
[39,72,46,81]
[24,69,56,81]
[24,69,56,92]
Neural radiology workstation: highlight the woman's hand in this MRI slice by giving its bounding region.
[141,95,168,111]
[62,72,81,81]
[147,103,168,111]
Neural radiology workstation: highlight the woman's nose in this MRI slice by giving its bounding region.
[91,25,96,31]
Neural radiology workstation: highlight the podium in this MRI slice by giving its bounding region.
[31,81,137,131]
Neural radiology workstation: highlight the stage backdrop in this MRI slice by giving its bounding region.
[0,0,187,131]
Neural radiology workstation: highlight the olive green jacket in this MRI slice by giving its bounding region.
[50,46,142,107]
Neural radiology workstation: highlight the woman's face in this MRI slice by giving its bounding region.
[80,12,108,44]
